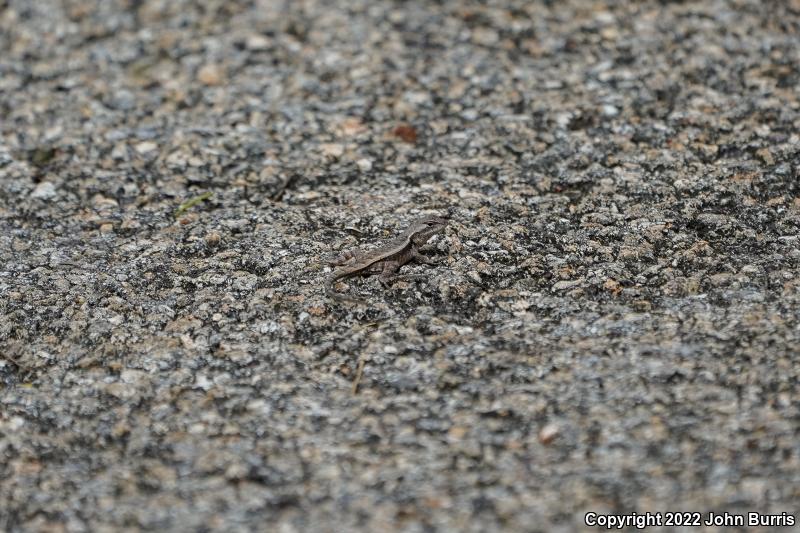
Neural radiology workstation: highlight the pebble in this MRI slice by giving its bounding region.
[601,104,619,117]
[538,424,560,445]
[198,64,223,86]
[245,34,271,51]
[30,181,57,199]
[135,141,158,154]
[319,143,345,158]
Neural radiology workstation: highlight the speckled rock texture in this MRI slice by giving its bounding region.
[2,0,799,531]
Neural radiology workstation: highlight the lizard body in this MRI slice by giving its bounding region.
[326,215,448,302]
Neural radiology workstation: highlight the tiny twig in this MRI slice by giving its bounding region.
[271,173,297,201]
[174,192,213,217]
[351,357,366,394]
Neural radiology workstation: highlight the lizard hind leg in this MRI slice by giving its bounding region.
[378,261,401,288]
[328,249,359,266]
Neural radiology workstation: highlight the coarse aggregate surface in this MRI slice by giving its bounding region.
[1,1,800,531]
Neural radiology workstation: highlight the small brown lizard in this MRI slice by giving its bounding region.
[326,215,449,302]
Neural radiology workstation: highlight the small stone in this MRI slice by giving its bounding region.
[709,273,732,286]
[756,147,774,165]
[31,181,57,199]
[92,194,118,209]
[461,109,478,121]
[205,231,221,246]
[552,279,583,291]
[448,426,468,440]
[111,143,128,160]
[320,143,344,158]
[467,271,482,284]
[602,104,619,117]
[766,196,785,206]
[694,143,719,160]
[166,151,187,167]
[600,26,619,40]
[245,34,270,51]
[99,223,114,234]
[538,424,560,445]
[198,64,223,86]
[110,89,136,111]
[120,218,141,231]
[392,124,418,143]
[307,305,326,316]
[135,141,158,154]
[7,417,25,431]
[338,117,366,136]
[356,158,373,172]
[603,278,622,295]
[471,27,499,46]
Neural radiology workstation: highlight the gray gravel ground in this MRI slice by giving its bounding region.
[2,0,800,531]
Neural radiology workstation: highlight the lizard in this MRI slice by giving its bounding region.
[325,215,449,303]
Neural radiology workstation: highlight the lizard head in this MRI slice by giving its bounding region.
[407,215,449,245]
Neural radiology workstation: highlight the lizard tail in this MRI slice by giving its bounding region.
[326,275,367,305]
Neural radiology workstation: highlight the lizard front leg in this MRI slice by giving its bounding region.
[328,249,361,266]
